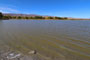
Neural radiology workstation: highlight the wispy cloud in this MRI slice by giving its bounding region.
[0,7,20,13]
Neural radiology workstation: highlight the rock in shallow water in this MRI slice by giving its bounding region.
[7,53,21,59]
[29,50,37,54]
[0,50,41,60]
[0,51,34,60]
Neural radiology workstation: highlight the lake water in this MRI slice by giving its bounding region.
[0,20,90,60]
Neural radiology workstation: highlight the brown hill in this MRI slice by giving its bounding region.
[3,13,40,17]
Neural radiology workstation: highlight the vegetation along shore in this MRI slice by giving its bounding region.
[0,12,90,20]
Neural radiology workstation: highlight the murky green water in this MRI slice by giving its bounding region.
[0,20,90,60]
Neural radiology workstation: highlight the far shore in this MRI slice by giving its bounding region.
[2,18,90,20]
[1,12,90,20]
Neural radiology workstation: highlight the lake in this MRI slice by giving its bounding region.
[0,20,90,60]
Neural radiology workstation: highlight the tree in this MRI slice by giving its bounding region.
[6,15,12,19]
[29,17,34,19]
[12,16,17,19]
[54,17,63,19]
[0,12,3,19]
[63,17,68,19]
[34,16,44,19]
[17,16,22,19]
[25,17,29,19]
[45,16,54,19]
[3,16,9,19]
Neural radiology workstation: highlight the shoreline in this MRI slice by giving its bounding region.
[1,19,90,20]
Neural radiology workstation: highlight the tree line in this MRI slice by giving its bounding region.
[0,12,3,19]
[0,12,68,20]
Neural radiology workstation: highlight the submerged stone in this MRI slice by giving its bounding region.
[29,50,37,54]
[7,53,21,59]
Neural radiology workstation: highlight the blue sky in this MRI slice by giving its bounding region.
[0,0,90,18]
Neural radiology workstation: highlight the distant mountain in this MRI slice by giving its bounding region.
[3,13,41,17]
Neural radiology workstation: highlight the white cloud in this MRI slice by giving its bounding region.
[0,7,20,13]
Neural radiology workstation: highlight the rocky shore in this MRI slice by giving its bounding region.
[0,49,40,60]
